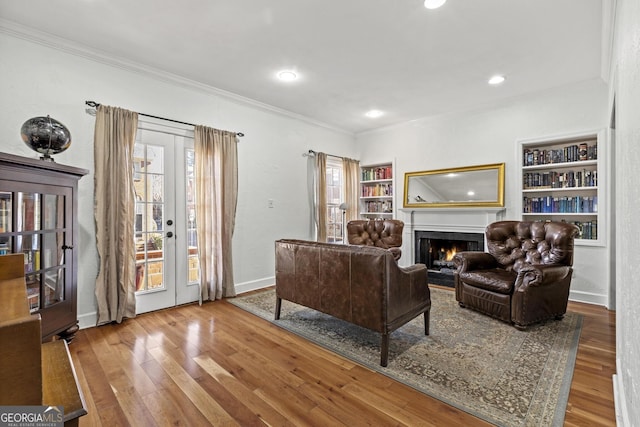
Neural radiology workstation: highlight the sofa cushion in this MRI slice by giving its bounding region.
[458,268,517,294]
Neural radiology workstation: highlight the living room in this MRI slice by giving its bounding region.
[0,1,637,425]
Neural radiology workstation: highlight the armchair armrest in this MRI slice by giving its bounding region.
[453,251,498,272]
[515,264,573,290]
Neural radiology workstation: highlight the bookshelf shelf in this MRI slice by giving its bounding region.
[518,131,604,245]
[360,162,394,219]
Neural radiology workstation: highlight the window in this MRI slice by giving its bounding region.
[326,157,345,243]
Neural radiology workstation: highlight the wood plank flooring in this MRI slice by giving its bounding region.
[69,287,616,426]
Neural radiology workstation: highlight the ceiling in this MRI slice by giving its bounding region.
[0,0,606,134]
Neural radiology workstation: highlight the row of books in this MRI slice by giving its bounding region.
[361,183,393,197]
[573,220,598,240]
[523,143,597,166]
[523,169,597,189]
[363,200,393,213]
[523,196,598,214]
[362,166,392,181]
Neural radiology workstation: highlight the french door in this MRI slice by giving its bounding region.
[133,128,200,314]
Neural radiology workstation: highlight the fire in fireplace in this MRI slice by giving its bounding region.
[414,230,484,287]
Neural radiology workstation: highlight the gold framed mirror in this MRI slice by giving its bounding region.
[403,163,505,208]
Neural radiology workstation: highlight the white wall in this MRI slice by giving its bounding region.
[0,32,355,328]
[609,0,640,425]
[355,78,610,305]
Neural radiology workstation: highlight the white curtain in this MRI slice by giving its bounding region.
[342,157,360,223]
[194,125,238,302]
[93,105,138,325]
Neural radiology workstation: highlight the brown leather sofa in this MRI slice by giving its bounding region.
[275,239,430,366]
[346,219,404,260]
[453,221,579,329]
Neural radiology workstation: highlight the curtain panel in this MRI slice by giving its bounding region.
[194,126,238,302]
[314,152,328,242]
[342,157,360,223]
[93,105,138,325]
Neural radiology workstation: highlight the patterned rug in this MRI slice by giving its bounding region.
[229,287,582,426]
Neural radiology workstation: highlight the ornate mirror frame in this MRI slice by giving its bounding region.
[403,163,505,208]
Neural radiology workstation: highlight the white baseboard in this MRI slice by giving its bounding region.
[613,371,630,427]
[614,356,632,426]
[568,289,609,307]
[234,276,274,295]
[78,311,97,330]
[76,277,275,332]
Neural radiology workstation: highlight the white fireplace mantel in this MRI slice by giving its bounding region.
[397,207,506,266]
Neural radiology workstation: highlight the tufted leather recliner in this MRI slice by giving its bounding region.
[346,219,404,260]
[453,220,579,329]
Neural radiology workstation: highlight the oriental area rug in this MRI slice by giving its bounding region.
[229,287,582,427]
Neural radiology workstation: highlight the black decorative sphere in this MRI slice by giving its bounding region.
[21,115,71,160]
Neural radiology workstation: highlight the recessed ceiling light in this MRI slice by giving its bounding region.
[365,110,384,118]
[424,0,446,9]
[488,75,506,85]
[277,70,298,81]
[467,191,476,196]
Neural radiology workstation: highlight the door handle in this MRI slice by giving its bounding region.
[166,232,174,238]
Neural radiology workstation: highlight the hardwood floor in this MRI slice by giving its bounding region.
[69,287,616,426]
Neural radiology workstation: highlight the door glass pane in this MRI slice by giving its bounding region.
[43,194,63,229]
[134,143,166,293]
[43,268,64,307]
[185,149,199,285]
[0,191,11,234]
[17,192,40,232]
[0,191,10,255]
[26,273,40,312]
[42,232,64,268]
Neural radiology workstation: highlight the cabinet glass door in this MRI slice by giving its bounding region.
[8,189,70,313]
[0,191,12,255]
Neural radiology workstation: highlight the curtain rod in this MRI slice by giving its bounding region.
[303,150,357,162]
[303,149,340,159]
[85,100,244,137]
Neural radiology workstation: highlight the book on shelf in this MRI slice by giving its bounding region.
[523,142,597,166]
[361,166,392,181]
[364,200,393,213]
[523,169,597,189]
[361,183,393,197]
[523,195,597,214]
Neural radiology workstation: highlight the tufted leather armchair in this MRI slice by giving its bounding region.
[453,220,579,329]
[346,219,404,260]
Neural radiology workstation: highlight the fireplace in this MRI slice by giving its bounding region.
[414,230,484,287]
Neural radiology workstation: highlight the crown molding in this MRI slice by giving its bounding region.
[600,0,617,83]
[0,19,353,137]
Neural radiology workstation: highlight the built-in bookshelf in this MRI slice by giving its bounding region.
[518,130,604,245]
[360,161,394,218]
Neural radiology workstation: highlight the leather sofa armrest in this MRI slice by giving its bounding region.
[388,247,402,261]
[453,251,498,272]
[515,264,573,290]
[398,263,427,275]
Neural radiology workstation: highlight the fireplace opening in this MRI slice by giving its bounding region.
[414,231,484,287]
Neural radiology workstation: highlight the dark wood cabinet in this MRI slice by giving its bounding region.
[0,152,88,341]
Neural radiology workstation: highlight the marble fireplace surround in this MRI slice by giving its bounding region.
[397,208,506,268]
